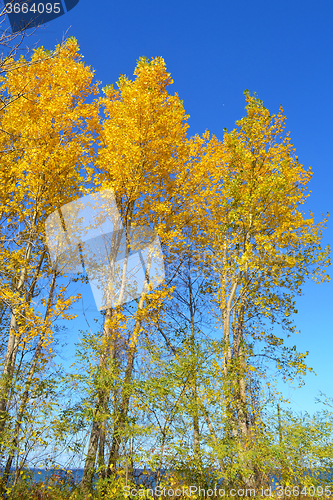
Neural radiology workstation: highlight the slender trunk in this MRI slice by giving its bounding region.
[277,404,282,446]
[199,402,225,473]
[81,419,100,491]
[98,423,106,479]
[2,269,56,487]
[107,321,139,471]
[0,217,42,439]
[235,299,250,440]
[155,429,168,486]
[187,257,202,476]
[233,222,257,489]
[81,307,115,491]
[81,204,133,491]
[107,248,153,474]
[193,398,201,465]
[222,277,239,442]
[157,322,225,474]
[220,234,240,441]
[221,238,234,376]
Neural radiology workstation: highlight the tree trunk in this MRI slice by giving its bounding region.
[0,220,42,440]
[2,268,56,487]
[107,249,154,475]
[81,307,115,492]
[81,206,133,491]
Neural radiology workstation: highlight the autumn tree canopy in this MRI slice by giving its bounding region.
[0,40,331,497]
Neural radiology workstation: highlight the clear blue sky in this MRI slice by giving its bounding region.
[7,0,332,416]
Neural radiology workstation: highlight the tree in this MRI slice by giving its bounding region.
[0,37,98,489]
[198,91,330,487]
[79,54,205,492]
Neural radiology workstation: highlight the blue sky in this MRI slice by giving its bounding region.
[7,0,333,417]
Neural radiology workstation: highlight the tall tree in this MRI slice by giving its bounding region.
[80,55,211,491]
[201,91,330,487]
[0,37,98,485]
